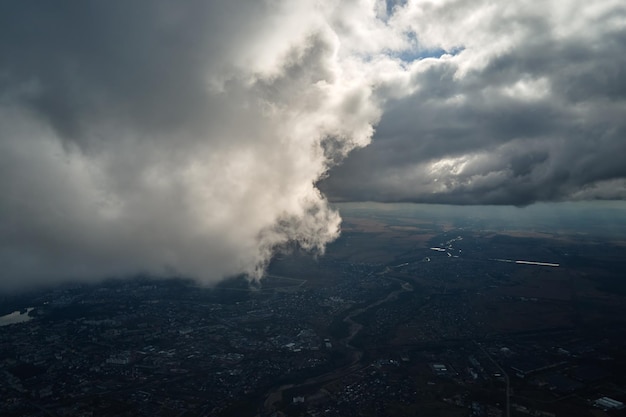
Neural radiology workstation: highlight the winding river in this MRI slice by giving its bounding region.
[259,276,413,415]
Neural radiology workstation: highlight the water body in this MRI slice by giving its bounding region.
[0,307,34,326]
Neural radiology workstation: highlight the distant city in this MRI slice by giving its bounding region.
[2,203,626,417]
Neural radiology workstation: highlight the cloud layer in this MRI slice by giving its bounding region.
[1,0,625,290]
[321,0,626,205]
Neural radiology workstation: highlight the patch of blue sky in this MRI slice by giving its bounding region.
[383,0,408,19]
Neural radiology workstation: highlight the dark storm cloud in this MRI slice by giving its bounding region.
[0,1,264,139]
[320,0,626,205]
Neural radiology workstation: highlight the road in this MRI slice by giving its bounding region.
[475,341,510,417]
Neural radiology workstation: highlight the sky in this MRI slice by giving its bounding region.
[1,0,625,291]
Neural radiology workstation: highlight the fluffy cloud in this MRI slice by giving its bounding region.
[0,0,388,291]
[321,0,626,205]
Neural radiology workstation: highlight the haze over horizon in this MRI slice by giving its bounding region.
[1,0,625,291]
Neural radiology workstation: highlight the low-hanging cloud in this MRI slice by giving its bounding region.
[1,0,625,291]
[0,0,391,291]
